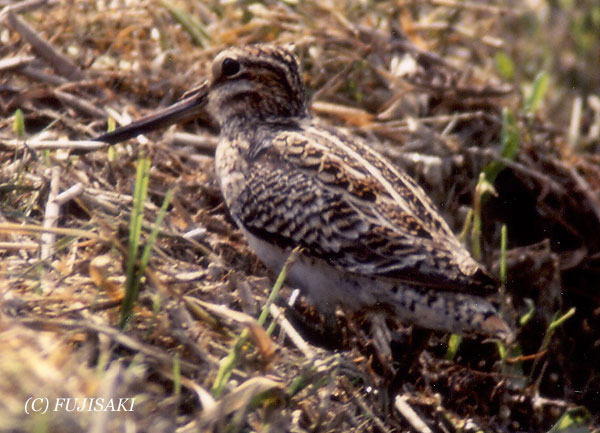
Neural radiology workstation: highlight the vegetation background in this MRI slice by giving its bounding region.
[0,0,599,432]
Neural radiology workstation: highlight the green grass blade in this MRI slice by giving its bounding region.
[211,247,301,398]
[547,407,590,433]
[445,334,462,361]
[529,307,575,385]
[523,71,549,115]
[519,298,536,327]
[500,224,508,286]
[257,246,301,328]
[173,353,181,397]
[13,109,26,139]
[483,108,520,184]
[159,0,211,47]
[120,153,151,328]
[139,188,173,270]
[494,51,515,80]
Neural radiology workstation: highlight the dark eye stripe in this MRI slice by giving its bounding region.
[214,58,300,103]
[210,46,307,120]
[242,59,301,101]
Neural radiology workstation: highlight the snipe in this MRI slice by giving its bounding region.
[95,44,512,342]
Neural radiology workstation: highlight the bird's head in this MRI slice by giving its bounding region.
[94,45,307,145]
[207,45,307,124]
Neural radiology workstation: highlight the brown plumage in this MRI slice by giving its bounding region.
[96,44,512,341]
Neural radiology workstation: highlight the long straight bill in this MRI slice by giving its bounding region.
[94,81,210,145]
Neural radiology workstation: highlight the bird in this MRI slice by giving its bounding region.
[95,44,512,342]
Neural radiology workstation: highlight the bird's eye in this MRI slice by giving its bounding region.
[221,57,240,77]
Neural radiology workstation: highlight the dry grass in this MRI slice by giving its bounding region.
[1,1,599,432]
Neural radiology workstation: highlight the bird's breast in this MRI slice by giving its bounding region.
[214,137,249,210]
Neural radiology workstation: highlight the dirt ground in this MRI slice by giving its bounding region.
[1,1,599,432]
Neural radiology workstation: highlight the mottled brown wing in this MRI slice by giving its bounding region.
[233,150,497,295]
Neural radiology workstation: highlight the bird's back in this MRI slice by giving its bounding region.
[217,118,498,296]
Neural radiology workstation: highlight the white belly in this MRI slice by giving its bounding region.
[239,226,377,312]
[239,225,511,340]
